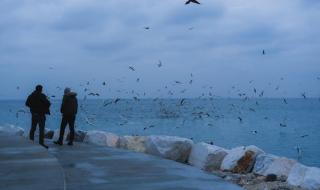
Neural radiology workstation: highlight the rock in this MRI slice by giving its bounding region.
[253,154,297,180]
[188,142,228,171]
[221,145,264,174]
[287,163,320,190]
[83,130,119,147]
[265,174,277,182]
[118,136,148,153]
[67,130,87,142]
[0,125,24,136]
[44,130,54,139]
[145,135,193,163]
[53,128,68,141]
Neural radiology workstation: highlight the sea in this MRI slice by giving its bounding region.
[0,98,319,167]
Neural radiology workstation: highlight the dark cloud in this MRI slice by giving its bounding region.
[0,0,319,99]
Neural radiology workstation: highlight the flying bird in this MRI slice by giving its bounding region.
[301,92,306,99]
[144,27,150,30]
[262,50,265,55]
[129,66,135,71]
[185,0,200,4]
[157,60,162,67]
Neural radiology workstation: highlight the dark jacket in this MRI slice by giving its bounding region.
[60,92,78,116]
[25,91,51,115]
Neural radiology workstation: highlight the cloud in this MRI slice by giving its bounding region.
[0,0,319,99]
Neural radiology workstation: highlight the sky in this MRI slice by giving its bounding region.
[0,0,319,99]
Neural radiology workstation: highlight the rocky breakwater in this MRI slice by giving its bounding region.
[1,125,320,190]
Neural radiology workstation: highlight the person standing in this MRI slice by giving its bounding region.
[54,88,78,146]
[25,85,51,149]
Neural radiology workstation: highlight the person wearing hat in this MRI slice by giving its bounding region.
[25,85,51,149]
[54,87,78,146]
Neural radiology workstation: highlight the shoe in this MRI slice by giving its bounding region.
[67,142,73,146]
[40,143,49,149]
[54,141,63,146]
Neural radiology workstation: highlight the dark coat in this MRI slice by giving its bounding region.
[60,92,78,116]
[25,91,51,115]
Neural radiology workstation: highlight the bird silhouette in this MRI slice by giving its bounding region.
[262,50,265,55]
[129,66,135,71]
[185,0,200,4]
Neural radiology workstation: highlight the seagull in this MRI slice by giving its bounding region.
[157,60,162,67]
[283,98,288,104]
[129,66,135,71]
[16,86,20,90]
[144,27,150,30]
[185,0,200,5]
[262,50,265,55]
[301,92,306,99]
[280,123,287,127]
[300,134,309,138]
[102,81,106,86]
[180,98,186,106]
[114,98,121,104]
[237,116,243,123]
[136,78,140,82]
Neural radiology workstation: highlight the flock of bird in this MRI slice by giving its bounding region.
[10,0,318,160]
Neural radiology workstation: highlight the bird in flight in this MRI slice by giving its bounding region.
[262,50,265,55]
[129,66,135,71]
[185,0,200,5]
[157,60,162,68]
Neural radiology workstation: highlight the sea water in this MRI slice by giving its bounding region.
[0,98,319,167]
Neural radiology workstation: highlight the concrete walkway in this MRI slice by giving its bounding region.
[0,135,242,190]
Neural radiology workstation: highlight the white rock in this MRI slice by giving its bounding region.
[253,154,297,179]
[287,163,320,190]
[145,135,193,162]
[118,136,148,153]
[221,145,264,173]
[189,142,229,171]
[53,128,69,141]
[83,130,119,147]
[23,127,52,139]
[53,129,87,142]
[0,125,24,136]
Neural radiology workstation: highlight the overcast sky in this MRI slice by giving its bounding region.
[0,0,319,99]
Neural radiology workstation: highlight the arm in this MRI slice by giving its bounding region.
[60,96,65,113]
[25,95,31,107]
[75,98,78,114]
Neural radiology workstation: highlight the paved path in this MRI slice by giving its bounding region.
[0,135,243,190]
[0,135,65,190]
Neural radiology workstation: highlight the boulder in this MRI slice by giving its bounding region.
[67,130,87,142]
[188,142,228,171]
[0,125,24,136]
[53,129,87,142]
[118,136,148,153]
[145,135,193,163]
[53,129,68,141]
[221,145,264,173]
[83,130,119,147]
[45,130,54,139]
[287,163,320,190]
[253,153,297,179]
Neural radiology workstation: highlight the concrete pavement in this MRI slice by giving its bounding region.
[0,135,242,190]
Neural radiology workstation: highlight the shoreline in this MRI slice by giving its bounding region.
[1,125,319,190]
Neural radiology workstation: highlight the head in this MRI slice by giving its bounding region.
[35,85,43,92]
[64,87,71,95]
